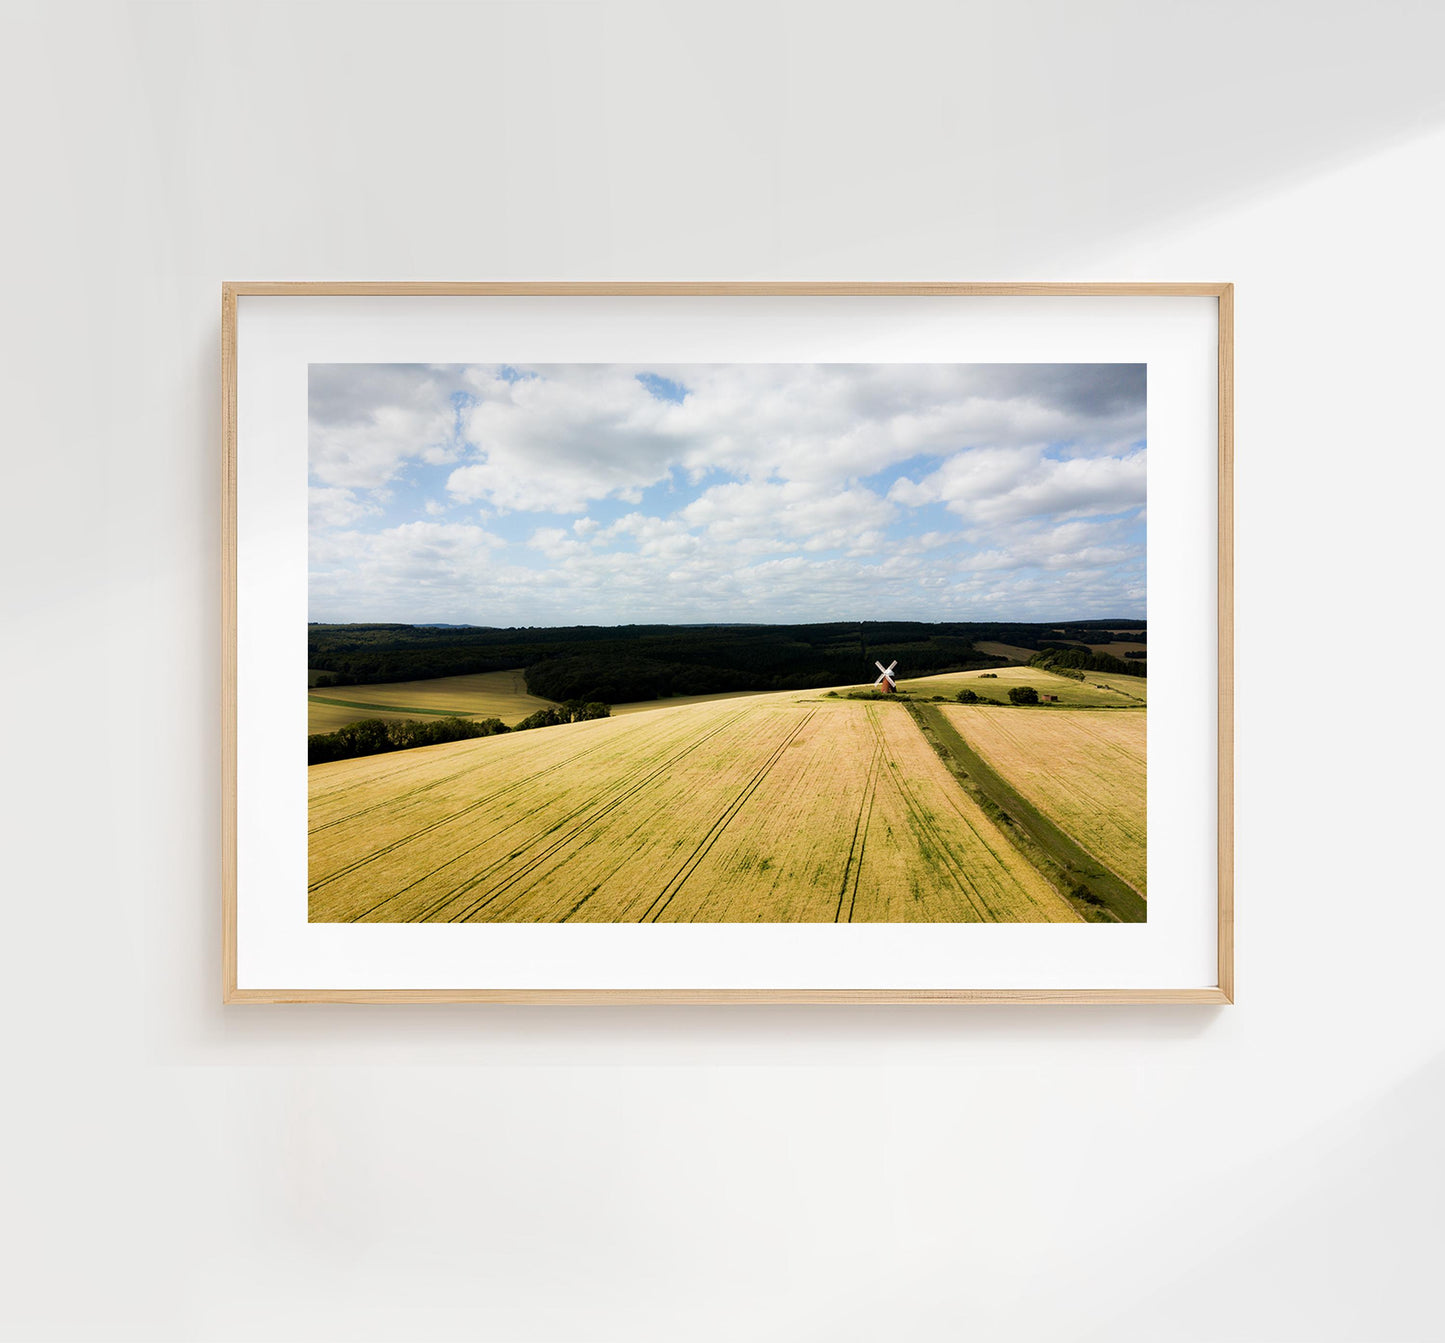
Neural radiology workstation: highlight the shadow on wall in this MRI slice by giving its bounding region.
[1075,1050,1445,1342]
[206,1000,1226,1066]
[100,3,1445,277]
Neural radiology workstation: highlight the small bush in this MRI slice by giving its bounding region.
[956,689,981,704]
[978,673,998,679]
[1071,881,1103,906]
[514,700,613,732]
[1007,685,1040,705]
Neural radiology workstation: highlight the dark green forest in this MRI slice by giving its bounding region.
[308,619,1146,705]
[1030,645,1147,678]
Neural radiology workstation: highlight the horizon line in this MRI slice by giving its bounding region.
[306,616,1149,628]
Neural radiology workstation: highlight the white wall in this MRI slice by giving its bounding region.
[2,3,1442,1339]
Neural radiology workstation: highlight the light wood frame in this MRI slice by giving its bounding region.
[222,282,1233,1005]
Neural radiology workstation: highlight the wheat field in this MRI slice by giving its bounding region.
[309,692,1081,924]
[941,705,1146,894]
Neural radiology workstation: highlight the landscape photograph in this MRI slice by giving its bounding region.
[307,362,1147,924]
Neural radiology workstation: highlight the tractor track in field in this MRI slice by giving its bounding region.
[872,709,994,922]
[432,705,762,924]
[834,708,884,923]
[308,729,628,840]
[310,726,652,895]
[421,705,764,924]
[640,708,819,923]
[336,705,757,922]
[313,704,724,884]
[520,707,820,924]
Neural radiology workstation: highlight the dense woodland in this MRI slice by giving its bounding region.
[308,619,1146,705]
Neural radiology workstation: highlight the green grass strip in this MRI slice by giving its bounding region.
[906,701,1146,923]
[307,695,481,718]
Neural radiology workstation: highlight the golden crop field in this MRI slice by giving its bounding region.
[897,665,1145,706]
[308,669,558,733]
[309,692,1081,924]
[942,705,1146,894]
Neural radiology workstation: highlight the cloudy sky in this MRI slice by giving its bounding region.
[308,363,1146,626]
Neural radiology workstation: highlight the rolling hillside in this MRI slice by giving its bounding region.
[309,691,1083,924]
[898,665,1147,706]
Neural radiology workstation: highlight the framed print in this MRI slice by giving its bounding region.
[222,282,1233,1003]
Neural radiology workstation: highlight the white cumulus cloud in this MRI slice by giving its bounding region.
[309,362,1147,622]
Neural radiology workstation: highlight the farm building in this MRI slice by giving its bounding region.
[1042,694,1059,702]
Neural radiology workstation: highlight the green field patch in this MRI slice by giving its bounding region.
[1071,670,1147,703]
[972,640,1037,662]
[308,695,482,718]
[307,669,559,735]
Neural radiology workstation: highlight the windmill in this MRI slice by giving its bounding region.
[873,660,898,694]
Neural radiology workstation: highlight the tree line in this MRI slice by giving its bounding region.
[307,620,1074,702]
[1030,646,1146,678]
[521,632,1003,702]
[307,619,1148,707]
[308,701,611,765]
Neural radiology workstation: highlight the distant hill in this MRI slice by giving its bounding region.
[307,619,1146,706]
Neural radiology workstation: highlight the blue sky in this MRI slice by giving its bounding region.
[308,363,1146,625]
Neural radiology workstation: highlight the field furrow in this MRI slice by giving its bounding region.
[835,730,884,922]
